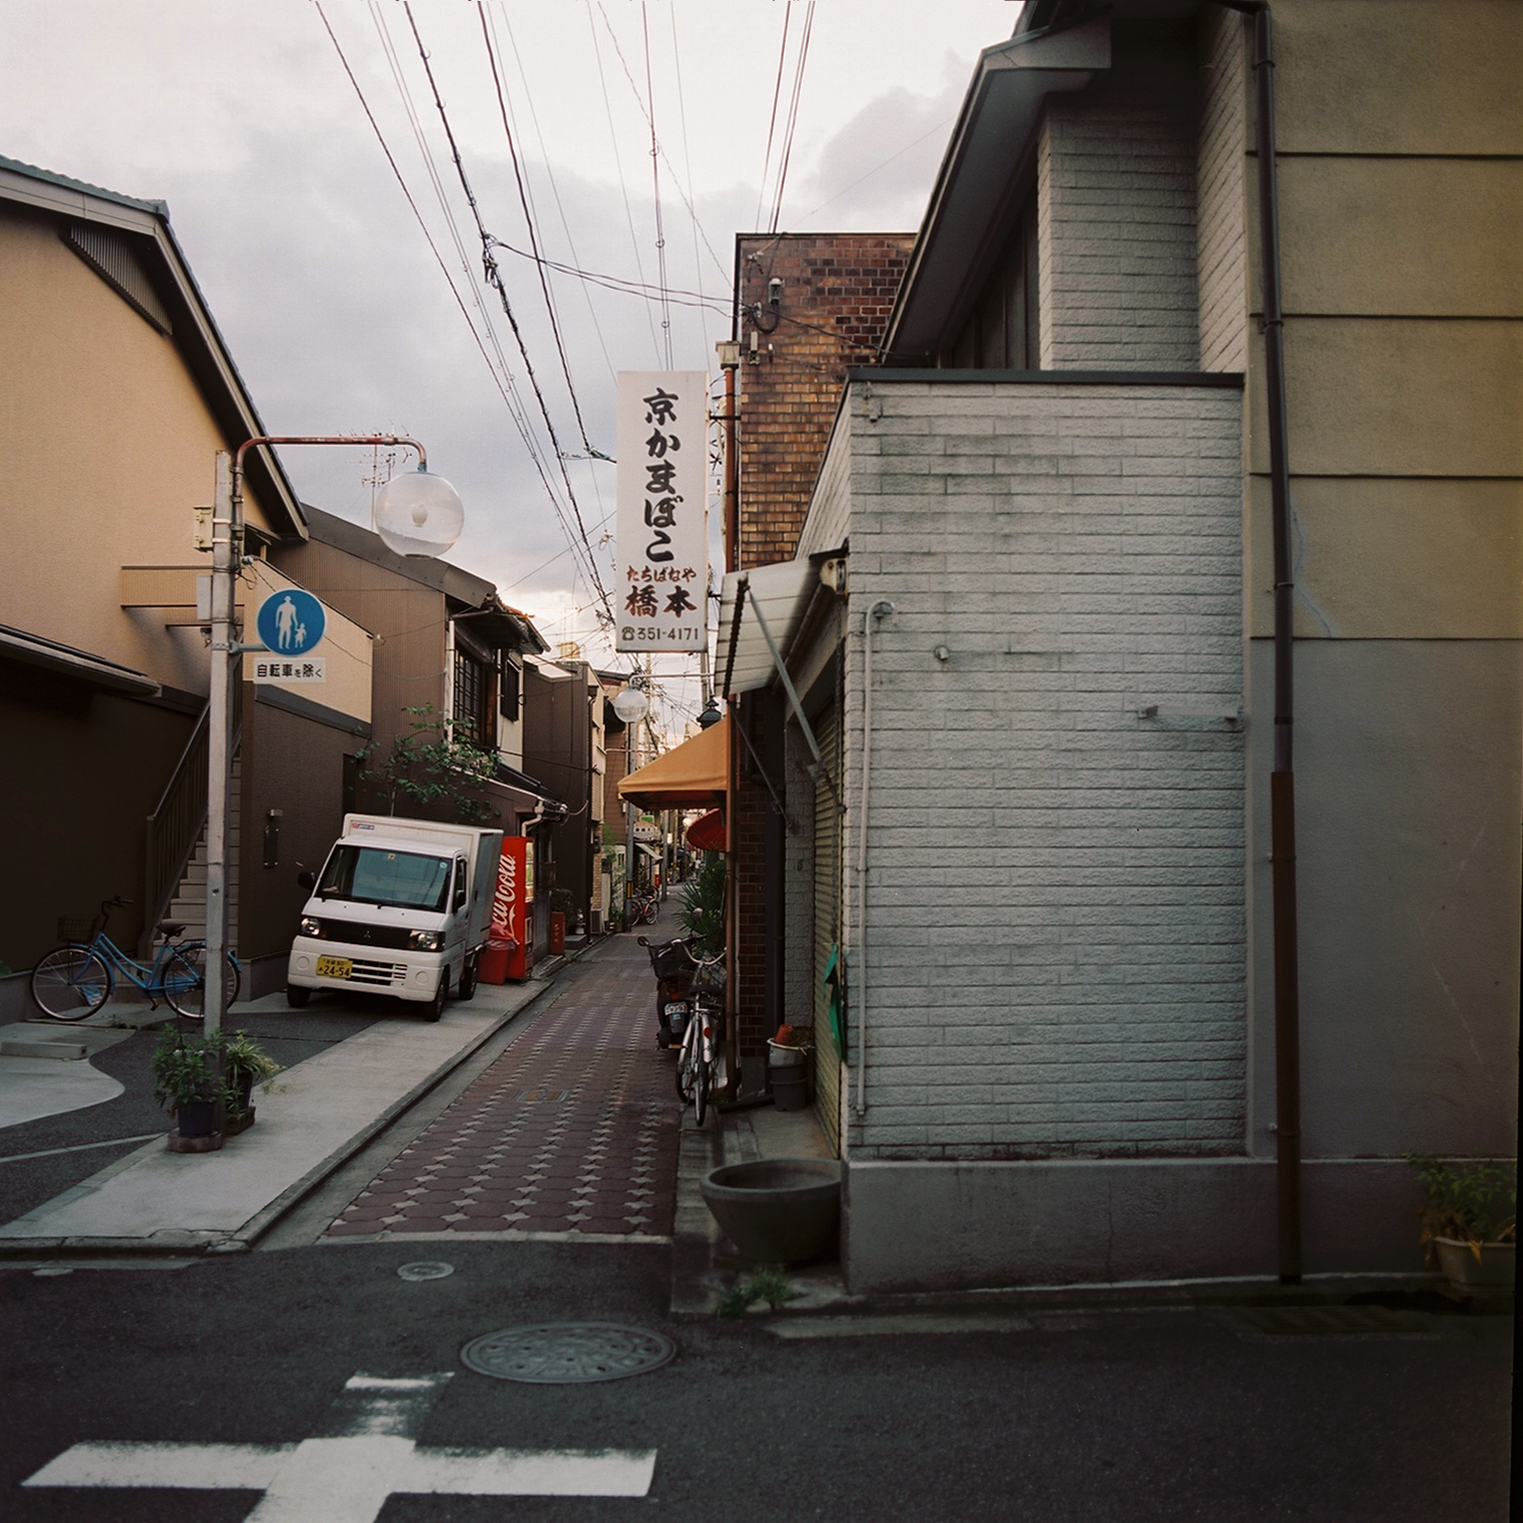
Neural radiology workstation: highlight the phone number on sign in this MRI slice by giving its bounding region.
[620,627,703,643]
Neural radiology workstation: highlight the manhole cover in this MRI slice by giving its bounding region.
[461,1323,677,1383]
[397,1261,455,1282]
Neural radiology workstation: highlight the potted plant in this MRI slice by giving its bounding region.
[1411,1155,1516,1292]
[219,1029,282,1136]
[151,1028,223,1152]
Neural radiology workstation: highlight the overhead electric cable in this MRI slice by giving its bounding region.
[768,2,815,234]
[754,3,793,232]
[314,0,566,522]
[641,2,674,368]
[477,1,601,459]
[589,0,663,363]
[402,1,614,626]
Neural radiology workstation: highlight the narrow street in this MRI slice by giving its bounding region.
[0,918,1515,1521]
[317,929,680,1243]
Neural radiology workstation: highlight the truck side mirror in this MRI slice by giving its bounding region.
[297,870,316,890]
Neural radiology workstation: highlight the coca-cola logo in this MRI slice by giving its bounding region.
[493,842,519,936]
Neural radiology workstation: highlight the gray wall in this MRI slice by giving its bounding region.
[805,376,1247,1163]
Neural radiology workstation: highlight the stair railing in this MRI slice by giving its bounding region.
[141,683,242,953]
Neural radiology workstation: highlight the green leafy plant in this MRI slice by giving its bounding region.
[716,1265,800,1316]
[1409,1155,1516,1261]
[355,704,500,824]
[678,849,726,959]
[150,1029,219,1114]
[220,1030,282,1115]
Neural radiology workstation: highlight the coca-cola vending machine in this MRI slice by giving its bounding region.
[482,836,532,983]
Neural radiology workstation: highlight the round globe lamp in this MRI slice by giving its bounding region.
[612,686,649,724]
[374,468,465,557]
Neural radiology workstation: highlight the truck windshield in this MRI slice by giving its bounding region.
[315,845,451,911]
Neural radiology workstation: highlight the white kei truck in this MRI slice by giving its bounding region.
[286,815,503,1020]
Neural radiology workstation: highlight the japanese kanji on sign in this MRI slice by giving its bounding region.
[615,371,709,653]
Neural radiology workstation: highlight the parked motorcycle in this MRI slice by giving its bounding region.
[638,933,696,1049]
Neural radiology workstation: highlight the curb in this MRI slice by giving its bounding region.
[0,942,616,1264]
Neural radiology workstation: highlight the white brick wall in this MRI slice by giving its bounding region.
[1039,82,1200,369]
[1196,6,1249,373]
[814,378,1245,1161]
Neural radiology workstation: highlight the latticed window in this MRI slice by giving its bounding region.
[453,647,494,751]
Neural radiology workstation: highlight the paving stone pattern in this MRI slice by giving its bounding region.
[324,937,677,1241]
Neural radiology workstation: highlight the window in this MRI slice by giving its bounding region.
[453,646,495,751]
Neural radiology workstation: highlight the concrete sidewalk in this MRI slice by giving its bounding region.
[0,968,560,1258]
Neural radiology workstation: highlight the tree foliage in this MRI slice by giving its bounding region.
[357,704,499,824]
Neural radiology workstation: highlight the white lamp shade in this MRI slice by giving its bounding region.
[374,469,464,557]
[612,687,648,722]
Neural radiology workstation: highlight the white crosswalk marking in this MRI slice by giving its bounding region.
[23,1371,657,1520]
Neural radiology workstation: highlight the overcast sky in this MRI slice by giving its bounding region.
[3,0,1021,730]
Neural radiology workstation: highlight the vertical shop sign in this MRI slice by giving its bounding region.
[616,371,708,652]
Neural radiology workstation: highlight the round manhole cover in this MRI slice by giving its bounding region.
[461,1323,677,1384]
[397,1261,455,1282]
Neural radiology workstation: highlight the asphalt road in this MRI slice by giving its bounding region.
[0,1237,1512,1522]
[0,1006,384,1223]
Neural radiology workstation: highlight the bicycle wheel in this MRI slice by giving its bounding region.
[692,1055,710,1127]
[163,944,241,1019]
[30,946,112,1020]
[674,1022,696,1103]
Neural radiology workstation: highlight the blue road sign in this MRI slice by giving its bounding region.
[256,587,326,655]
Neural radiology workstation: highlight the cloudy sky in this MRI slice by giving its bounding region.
[3,0,1020,730]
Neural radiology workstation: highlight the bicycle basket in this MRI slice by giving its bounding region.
[648,938,695,979]
[57,915,100,943]
[690,960,726,995]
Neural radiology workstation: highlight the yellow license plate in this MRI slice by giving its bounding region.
[315,955,353,979]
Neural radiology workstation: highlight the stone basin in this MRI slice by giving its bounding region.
[699,1157,842,1265]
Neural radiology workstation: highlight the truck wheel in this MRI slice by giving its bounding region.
[286,985,311,1008]
[423,972,448,1023]
[457,955,478,1001]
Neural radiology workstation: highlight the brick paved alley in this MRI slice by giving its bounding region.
[323,927,679,1243]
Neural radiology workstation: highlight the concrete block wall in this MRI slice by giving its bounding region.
[826,377,1246,1163]
[1037,25,1201,370]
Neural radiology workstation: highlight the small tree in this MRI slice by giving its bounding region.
[357,704,499,824]
[678,849,726,959]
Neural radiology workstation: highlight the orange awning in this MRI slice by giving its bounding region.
[618,714,731,810]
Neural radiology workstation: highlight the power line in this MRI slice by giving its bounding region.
[401,1,615,628]
[477,1,600,460]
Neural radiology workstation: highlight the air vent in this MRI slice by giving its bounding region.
[65,223,172,334]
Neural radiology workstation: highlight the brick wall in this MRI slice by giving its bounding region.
[1038,25,1201,370]
[736,232,915,569]
[811,376,1246,1162]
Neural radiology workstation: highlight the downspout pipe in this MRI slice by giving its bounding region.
[1219,0,1302,1284]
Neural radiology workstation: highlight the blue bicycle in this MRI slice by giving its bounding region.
[29,896,240,1022]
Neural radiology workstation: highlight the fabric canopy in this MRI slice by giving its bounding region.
[617,714,730,809]
[685,808,726,853]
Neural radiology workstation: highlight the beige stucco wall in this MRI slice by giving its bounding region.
[0,205,278,692]
[241,560,372,723]
[1237,1,1523,646]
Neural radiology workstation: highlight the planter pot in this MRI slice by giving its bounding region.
[700,1158,841,1265]
[175,1099,220,1138]
[1434,1237,1515,1291]
[222,1107,256,1137]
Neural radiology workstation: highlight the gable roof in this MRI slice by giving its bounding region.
[0,154,306,538]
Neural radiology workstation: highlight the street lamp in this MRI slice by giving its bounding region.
[203,435,461,1040]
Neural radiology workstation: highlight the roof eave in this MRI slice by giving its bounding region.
[883,17,1111,362]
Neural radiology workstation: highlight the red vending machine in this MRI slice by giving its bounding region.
[482,835,533,983]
